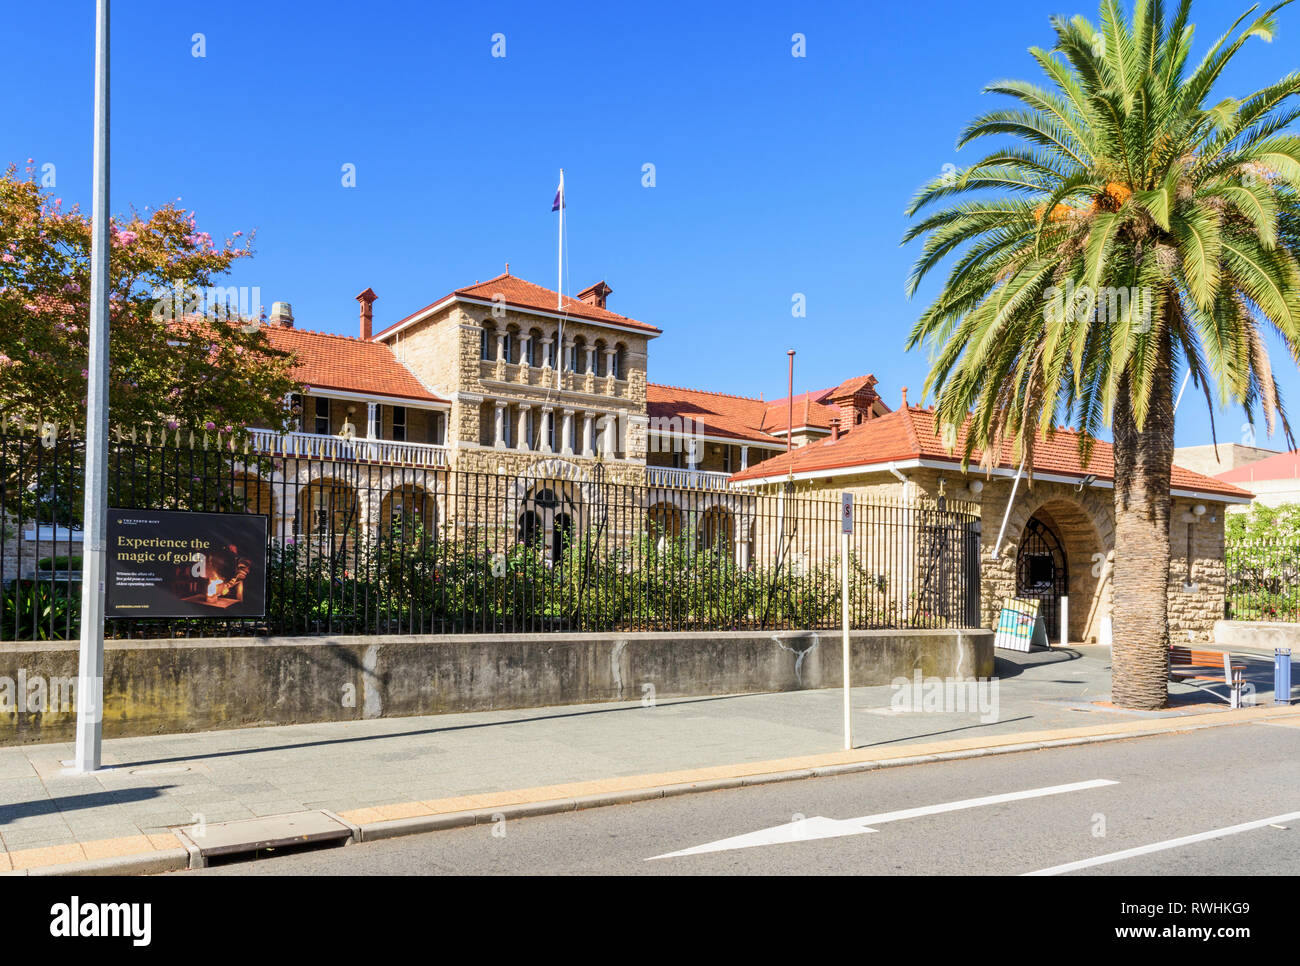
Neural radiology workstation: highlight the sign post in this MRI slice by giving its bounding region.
[841,492,853,750]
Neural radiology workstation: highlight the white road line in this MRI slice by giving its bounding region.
[649,778,1118,860]
[1024,810,1300,876]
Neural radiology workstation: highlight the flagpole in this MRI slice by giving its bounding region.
[556,168,564,390]
[74,0,110,773]
[557,169,564,311]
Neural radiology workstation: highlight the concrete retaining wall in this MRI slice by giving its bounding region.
[0,628,993,745]
[1214,619,1300,652]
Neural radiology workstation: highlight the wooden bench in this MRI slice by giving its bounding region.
[1169,646,1247,708]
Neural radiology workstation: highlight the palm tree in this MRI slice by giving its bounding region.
[905,0,1300,708]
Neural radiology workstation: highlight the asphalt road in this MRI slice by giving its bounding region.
[184,721,1300,876]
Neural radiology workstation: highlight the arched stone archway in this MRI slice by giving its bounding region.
[1001,492,1111,643]
[380,484,436,542]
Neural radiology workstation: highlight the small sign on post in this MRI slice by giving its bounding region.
[841,492,853,750]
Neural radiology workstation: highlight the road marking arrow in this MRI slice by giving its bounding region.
[648,778,1119,860]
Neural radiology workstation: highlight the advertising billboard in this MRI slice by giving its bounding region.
[106,509,268,618]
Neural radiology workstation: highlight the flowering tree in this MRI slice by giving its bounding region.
[0,162,299,436]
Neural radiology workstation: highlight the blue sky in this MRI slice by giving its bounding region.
[5,0,1299,449]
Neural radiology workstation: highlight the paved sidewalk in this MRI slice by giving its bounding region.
[0,644,1291,872]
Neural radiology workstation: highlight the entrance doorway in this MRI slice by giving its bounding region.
[1016,515,1068,640]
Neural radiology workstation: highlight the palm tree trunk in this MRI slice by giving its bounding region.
[1110,334,1176,710]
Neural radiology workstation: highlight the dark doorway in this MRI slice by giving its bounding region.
[1016,515,1068,640]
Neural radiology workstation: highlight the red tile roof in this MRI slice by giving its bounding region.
[1215,449,1300,484]
[375,273,662,339]
[648,374,894,446]
[760,375,891,433]
[729,403,1252,499]
[261,325,448,404]
[647,384,785,445]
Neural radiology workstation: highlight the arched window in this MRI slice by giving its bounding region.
[380,485,436,543]
[573,336,587,373]
[612,343,626,380]
[594,340,607,377]
[480,324,495,360]
[697,507,734,555]
[296,478,360,545]
[502,328,515,364]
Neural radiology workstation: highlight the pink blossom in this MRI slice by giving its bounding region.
[166,419,179,430]
[1,254,14,263]
[204,421,216,431]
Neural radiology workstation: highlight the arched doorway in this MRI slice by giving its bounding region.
[518,484,580,564]
[1016,514,1068,639]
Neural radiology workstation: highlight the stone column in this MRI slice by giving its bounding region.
[517,404,531,451]
[519,333,531,369]
[494,401,506,448]
[735,535,751,570]
[539,407,553,453]
[601,414,616,457]
[604,347,617,380]
[540,336,553,370]
[561,409,575,455]
[582,413,595,457]
[495,333,506,362]
[584,346,596,374]
[366,402,378,440]
[562,337,575,372]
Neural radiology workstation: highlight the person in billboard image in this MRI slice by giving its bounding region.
[178,541,254,610]
[200,543,253,606]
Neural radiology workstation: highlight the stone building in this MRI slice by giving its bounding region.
[729,392,1252,643]
[211,273,897,563]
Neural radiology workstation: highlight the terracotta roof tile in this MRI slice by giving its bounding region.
[730,404,1251,499]
[376,273,661,338]
[262,326,447,403]
[646,384,785,445]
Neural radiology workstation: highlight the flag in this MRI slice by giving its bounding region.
[552,172,565,212]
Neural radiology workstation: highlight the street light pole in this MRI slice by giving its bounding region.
[74,0,111,773]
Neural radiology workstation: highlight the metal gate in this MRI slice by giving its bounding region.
[1017,516,1068,640]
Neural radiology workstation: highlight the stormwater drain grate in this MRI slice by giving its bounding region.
[173,810,356,869]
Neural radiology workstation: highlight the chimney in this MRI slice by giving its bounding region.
[269,301,294,328]
[577,280,612,309]
[830,416,841,442]
[356,287,378,340]
[826,375,880,426]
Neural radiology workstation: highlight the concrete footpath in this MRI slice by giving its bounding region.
[1,644,1295,874]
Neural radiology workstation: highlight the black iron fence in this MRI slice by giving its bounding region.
[1225,537,1300,623]
[1,431,981,640]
